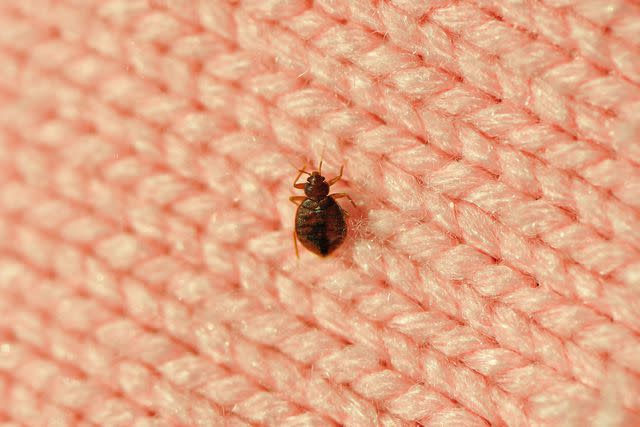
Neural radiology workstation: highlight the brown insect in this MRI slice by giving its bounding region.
[289,162,355,257]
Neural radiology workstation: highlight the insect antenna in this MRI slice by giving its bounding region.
[285,156,312,176]
[317,142,327,175]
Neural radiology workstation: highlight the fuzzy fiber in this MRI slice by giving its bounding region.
[1,1,640,426]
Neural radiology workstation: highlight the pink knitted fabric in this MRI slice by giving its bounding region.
[1,0,640,426]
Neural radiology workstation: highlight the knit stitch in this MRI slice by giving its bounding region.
[0,1,639,426]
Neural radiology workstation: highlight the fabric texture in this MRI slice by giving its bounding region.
[1,1,640,426]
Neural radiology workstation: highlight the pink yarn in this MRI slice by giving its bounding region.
[0,0,639,425]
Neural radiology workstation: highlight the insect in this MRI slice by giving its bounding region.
[289,162,356,257]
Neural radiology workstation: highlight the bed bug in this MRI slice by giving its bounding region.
[289,162,356,257]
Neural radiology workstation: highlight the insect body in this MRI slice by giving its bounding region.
[289,163,355,257]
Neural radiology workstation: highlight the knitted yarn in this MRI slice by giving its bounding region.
[0,1,639,426]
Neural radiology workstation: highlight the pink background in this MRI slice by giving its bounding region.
[1,0,640,426]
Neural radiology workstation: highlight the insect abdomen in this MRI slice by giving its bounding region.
[295,197,347,256]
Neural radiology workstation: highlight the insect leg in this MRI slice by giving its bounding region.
[289,196,306,205]
[293,165,310,188]
[331,192,356,207]
[293,230,300,258]
[327,165,344,186]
